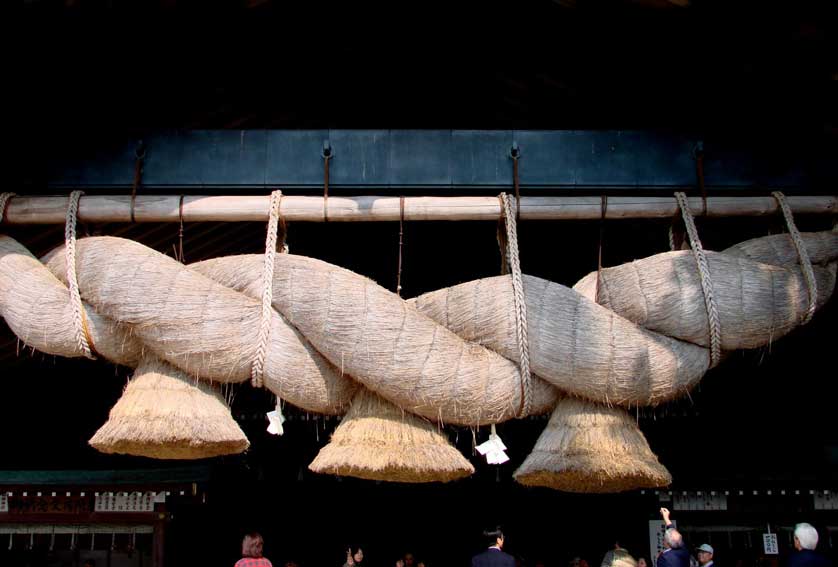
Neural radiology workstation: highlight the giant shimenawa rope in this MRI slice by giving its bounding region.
[0,197,836,426]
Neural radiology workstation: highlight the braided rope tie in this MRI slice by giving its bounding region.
[772,191,818,325]
[65,190,95,360]
[251,190,284,388]
[499,193,533,417]
[0,192,15,223]
[674,192,722,368]
[667,224,679,252]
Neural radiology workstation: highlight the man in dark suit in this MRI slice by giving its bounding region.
[787,523,832,567]
[656,508,690,567]
[471,527,515,567]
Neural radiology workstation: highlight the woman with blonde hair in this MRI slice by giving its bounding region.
[610,550,638,567]
[235,532,273,567]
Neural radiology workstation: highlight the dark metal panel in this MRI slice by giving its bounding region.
[516,131,698,187]
[613,131,696,187]
[49,141,137,187]
[572,131,639,186]
[265,130,328,186]
[388,130,452,187]
[143,131,269,186]
[702,139,811,189]
[451,130,514,186]
[703,140,760,188]
[43,130,829,191]
[328,130,391,186]
[515,131,581,186]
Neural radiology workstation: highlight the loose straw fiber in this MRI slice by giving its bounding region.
[309,388,474,483]
[90,356,249,459]
[514,397,672,493]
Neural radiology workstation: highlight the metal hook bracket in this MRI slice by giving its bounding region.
[509,141,521,160]
[321,140,333,159]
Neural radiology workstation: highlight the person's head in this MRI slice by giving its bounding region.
[696,545,714,566]
[611,549,638,567]
[242,532,265,558]
[638,558,648,567]
[354,547,364,563]
[484,527,504,548]
[403,552,415,566]
[570,557,582,567]
[664,528,683,550]
[793,523,818,551]
[83,561,96,567]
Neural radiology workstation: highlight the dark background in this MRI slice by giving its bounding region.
[8,1,838,566]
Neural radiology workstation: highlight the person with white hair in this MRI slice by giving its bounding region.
[656,508,690,567]
[788,523,831,567]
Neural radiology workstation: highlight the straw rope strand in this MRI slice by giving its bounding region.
[64,190,95,359]
[251,190,283,388]
[772,191,818,324]
[0,193,15,223]
[499,193,533,417]
[674,191,721,367]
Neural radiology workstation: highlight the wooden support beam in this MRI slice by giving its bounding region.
[2,194,835,224]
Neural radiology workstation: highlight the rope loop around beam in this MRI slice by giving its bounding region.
[674,191,722,368]
[251,190,284,388]
[772,191,817,325]
[0,193,15,224]
[64,190,96,360]
[498,193,533,418]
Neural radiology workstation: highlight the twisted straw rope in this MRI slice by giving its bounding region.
[0,193,15,223]
[1,193,833,421]
[251,190,284,388]
[772,191,818,325]
[64,190,95,360]
[674,191,722,368]
[499,193,533,417]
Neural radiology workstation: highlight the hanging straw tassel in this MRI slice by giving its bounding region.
[309,388,474,483]
[513,397,671,493]
[90,356,249,459]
